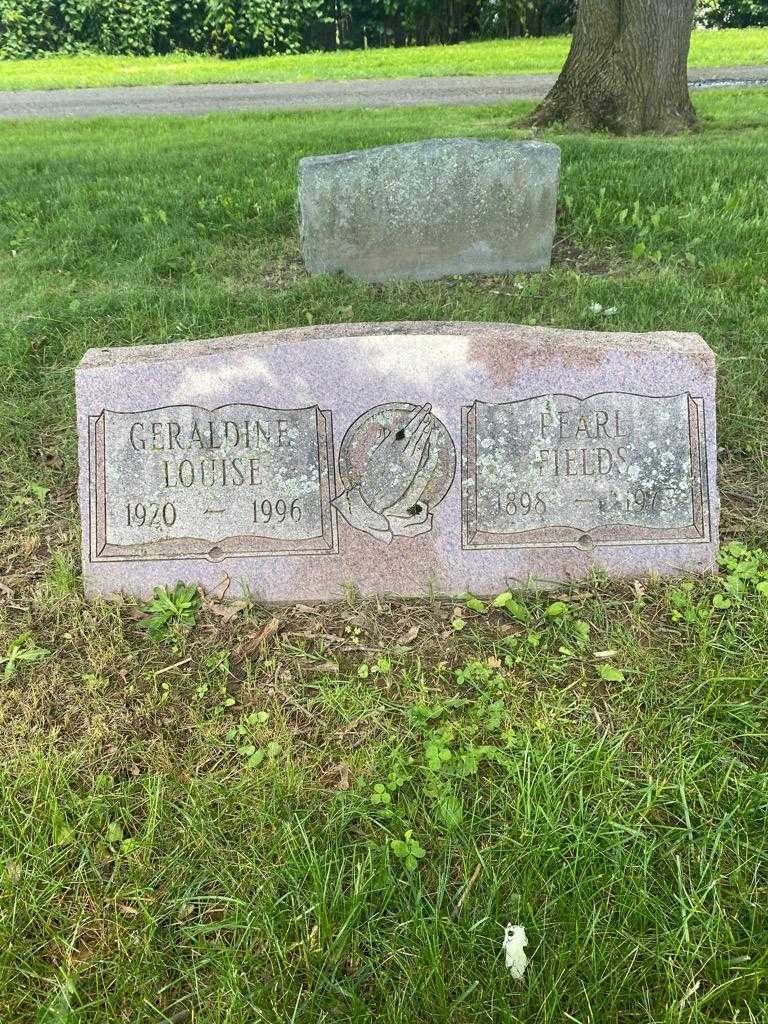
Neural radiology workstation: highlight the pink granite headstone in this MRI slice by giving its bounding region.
[76,321,719,601]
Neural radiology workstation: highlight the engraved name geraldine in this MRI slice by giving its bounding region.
[88,404,337,561]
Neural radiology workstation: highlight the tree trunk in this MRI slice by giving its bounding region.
[529,0,697,134]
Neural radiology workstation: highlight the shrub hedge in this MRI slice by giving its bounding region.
[1,0,766,60]
[0,0,575,59]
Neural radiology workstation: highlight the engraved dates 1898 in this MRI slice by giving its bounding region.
[462,392,711,551]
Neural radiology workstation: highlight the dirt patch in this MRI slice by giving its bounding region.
[247,233,618,294]
[257,252,308,290]
[719,453,768,541]
[550,233,623,276]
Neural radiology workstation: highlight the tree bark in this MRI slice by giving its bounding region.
[529,0,697,134]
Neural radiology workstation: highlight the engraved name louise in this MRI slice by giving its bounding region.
[462,392,710,550]
[88,404,337,561]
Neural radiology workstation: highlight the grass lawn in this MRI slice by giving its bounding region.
[1,91,768,1021]
[0,28,766,91]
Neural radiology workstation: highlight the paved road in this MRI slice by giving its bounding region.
[0,65,765,120]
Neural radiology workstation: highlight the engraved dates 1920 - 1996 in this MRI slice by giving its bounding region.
[88,404,337,561]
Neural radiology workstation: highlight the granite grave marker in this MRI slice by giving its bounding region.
[298,139,560,282]
[77,322,718,601]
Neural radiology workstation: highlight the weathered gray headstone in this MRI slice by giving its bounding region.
[76,322,718,601]
[298,139,560,282]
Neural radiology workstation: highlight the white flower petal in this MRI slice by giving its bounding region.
[503,923,529,980]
